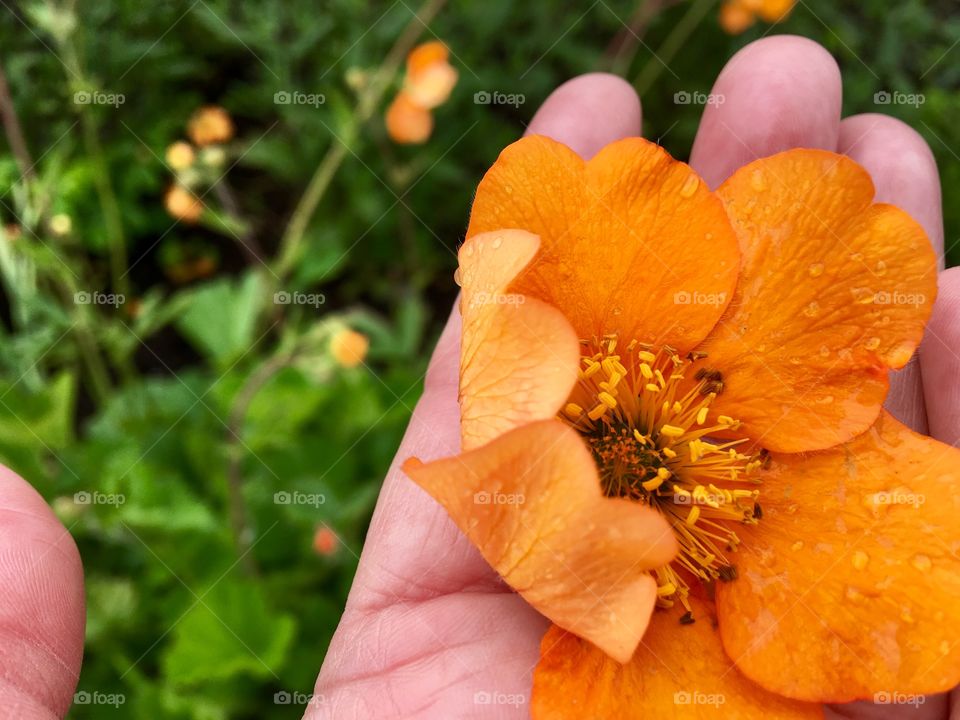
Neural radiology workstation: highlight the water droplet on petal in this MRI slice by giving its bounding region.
[808,262,824,278]
[453,267,463,286]
[679,173,700,198]
[819,345,830,357]
[803,301,820,318]
[750,169,767,192]
[875,260,887,276]
[845,586,865,603]
[851,550,869,570]
[492,236,503,249]
[911,554,932,573]
[864,337,881,351]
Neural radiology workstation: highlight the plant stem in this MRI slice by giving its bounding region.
[0,62,35,181]
[225,351,292,574]
[273,0,447,280]
[634,0,718,97]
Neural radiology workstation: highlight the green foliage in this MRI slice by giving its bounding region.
[0,0,954,717]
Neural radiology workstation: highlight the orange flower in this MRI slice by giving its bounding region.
[312,526,338,556]
[164,185,203,223]
[403,135,960,716]
[330,328,369,368]
[187,105,234,146]
[165,140,195,170]
[385,92,433,145]
[720,0,795,34]
[385,41,457,144]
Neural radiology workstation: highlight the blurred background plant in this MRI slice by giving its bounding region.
[0,0,956,717]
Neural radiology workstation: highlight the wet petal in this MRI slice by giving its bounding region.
[403,419,677,663]
[717,411,960,701]
[532,598,822,718]
[457,230,580,451]
[467,135,740,354]
[700,149,936,452]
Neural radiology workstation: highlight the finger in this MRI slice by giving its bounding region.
[690,35,842,187]
[0,467,84,718]
[921,267,960,443]
[313,74,644,710]
[837,114,944,436]
[525,72,642,159]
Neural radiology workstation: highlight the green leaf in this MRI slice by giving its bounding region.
[162,580,295,685]
[173,273,265,365]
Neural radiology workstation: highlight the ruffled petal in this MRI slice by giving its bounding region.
[457,230,580,451]
[467,135,740,353]
[532,598,823,719]
[403,419,677,663]
[717,411,960,701]
[699,149,936,452]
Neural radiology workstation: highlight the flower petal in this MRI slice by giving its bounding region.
[467,135,740,353]
[532,598,823,719]
[457,230,580,451]
[699,149,937,452]
[717,410,960,702]
[385,92,433,144]
[403,419,677,663]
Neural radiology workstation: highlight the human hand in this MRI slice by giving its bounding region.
[1,35,956,720]
[308,35,960,720]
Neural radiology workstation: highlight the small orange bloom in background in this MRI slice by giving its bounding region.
[164,185,203,223]
[312,526,338,556]
[402,135,960,716]
[385,40,457,144]
[165,140,195,170]
[330,328,369,368]
[385,93,433,144]
[187,105,234,146]
[720,0,795,33]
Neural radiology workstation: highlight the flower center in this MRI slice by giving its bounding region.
[559,336,763,621]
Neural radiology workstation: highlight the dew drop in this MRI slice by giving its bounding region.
[492,236,503,249]
[875,260,887,276]
[911,554,932,573]
[750,169,767,192]
[504,184,513,194]
[819,345,830,357]
[808,262,824,278]
[816,395,834,405]
[851,550,869,570]
[864,337,881,351]
[679,173,700,198]
[845,586,865,603]
[453,267,463,286]
[612,306,623,316]
[791,540,804,551]
[803,301,820,318]
[850,252,864,262]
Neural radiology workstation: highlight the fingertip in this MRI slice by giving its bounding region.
[0,466,85,717]
[921,266,960,445]
[691,35,842,187]
[526,72,642,159]
[839,113,944,259]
